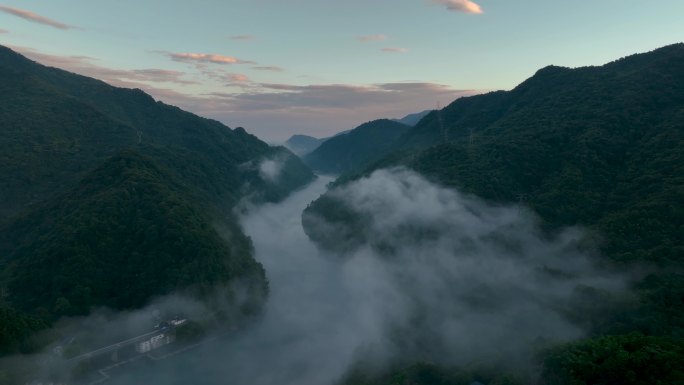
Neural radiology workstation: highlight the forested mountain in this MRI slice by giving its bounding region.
[306,43,684,265]
[392,110,432,127]
[0,45,312,221]
[284,110,429,158]
[284,134,327,156]
[0,45,314,355]
[303,44,684,384]
[303,119,410,174]
[1,151,267,317]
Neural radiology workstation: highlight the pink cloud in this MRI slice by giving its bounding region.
[202,82,483,141]
[431,0,483,14]
[382,47,409,53]
[169,52,256,65]
[0,5,76,29]
[0,28,8,34]
[10,45,485,142]
[357,34,388,42]
[229,73,250,83]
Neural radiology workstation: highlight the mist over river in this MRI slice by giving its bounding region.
[109,170,622,385]
[110,175,378,385]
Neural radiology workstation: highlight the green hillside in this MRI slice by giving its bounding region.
[0,45,314,356]
[0,45,313,221]
[306,43,684,266]
[303,44,684,384]
[303,119,410,174]
[1,151,266,317]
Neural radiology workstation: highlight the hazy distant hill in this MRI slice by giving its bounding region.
[284,110,427,158]
[284,134,327,156]
[303,119,410,174]
[392,110,432,127]
[0,45,314,354]
[305,43,684,266]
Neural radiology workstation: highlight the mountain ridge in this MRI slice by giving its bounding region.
[303,119,411,174]
[0,45,314,356]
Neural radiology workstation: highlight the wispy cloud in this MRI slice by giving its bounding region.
[252,66,284,72]
[431,0,483,14]
[13,46,196,86]
[230,35,256,41]
[0,28,8,34]
[381,47,409,53]
[169,52,256,65]
[202,82,482,140]
[0,5,77,29]
[357,34,388,42]
[127,69,196,84]
[229,73,250,83]
[12,46,484,142]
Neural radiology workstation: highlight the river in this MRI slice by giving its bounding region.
[109,176,385,385]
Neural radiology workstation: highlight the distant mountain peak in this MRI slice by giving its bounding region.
[393,110,432,127]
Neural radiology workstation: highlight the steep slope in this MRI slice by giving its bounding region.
[303,119,410,174]
[305,43,684,266]
[393,109,432,127]
[0,46,314,355]
[0,45,314,221]
[1,151,266,318]
[303,42,684,385]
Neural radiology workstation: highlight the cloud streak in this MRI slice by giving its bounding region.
[0,5,77,29]
[11,46,484,142]
[431,0,484,14]
[251,66,284,72]
[169,52,256,65]
[196,82,481,140]
[14,46,196,86]
[357,34,388,42]
[211,82,477,112]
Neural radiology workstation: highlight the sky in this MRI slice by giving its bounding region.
[1,0,683,142]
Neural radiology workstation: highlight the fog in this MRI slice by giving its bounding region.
[105,168,623,384]
[258,158,283,182]
[0,168,624,384]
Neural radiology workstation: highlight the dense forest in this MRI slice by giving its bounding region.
[303,119,410,174]
[0,45,314,359]
[304,44,684,383]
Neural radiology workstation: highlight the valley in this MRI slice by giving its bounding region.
[0,18,683,383]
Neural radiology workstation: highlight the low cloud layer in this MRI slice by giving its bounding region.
[0,5,76,30]
[431,0,484,14]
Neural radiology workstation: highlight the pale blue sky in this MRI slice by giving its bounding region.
[1,0,683,141]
